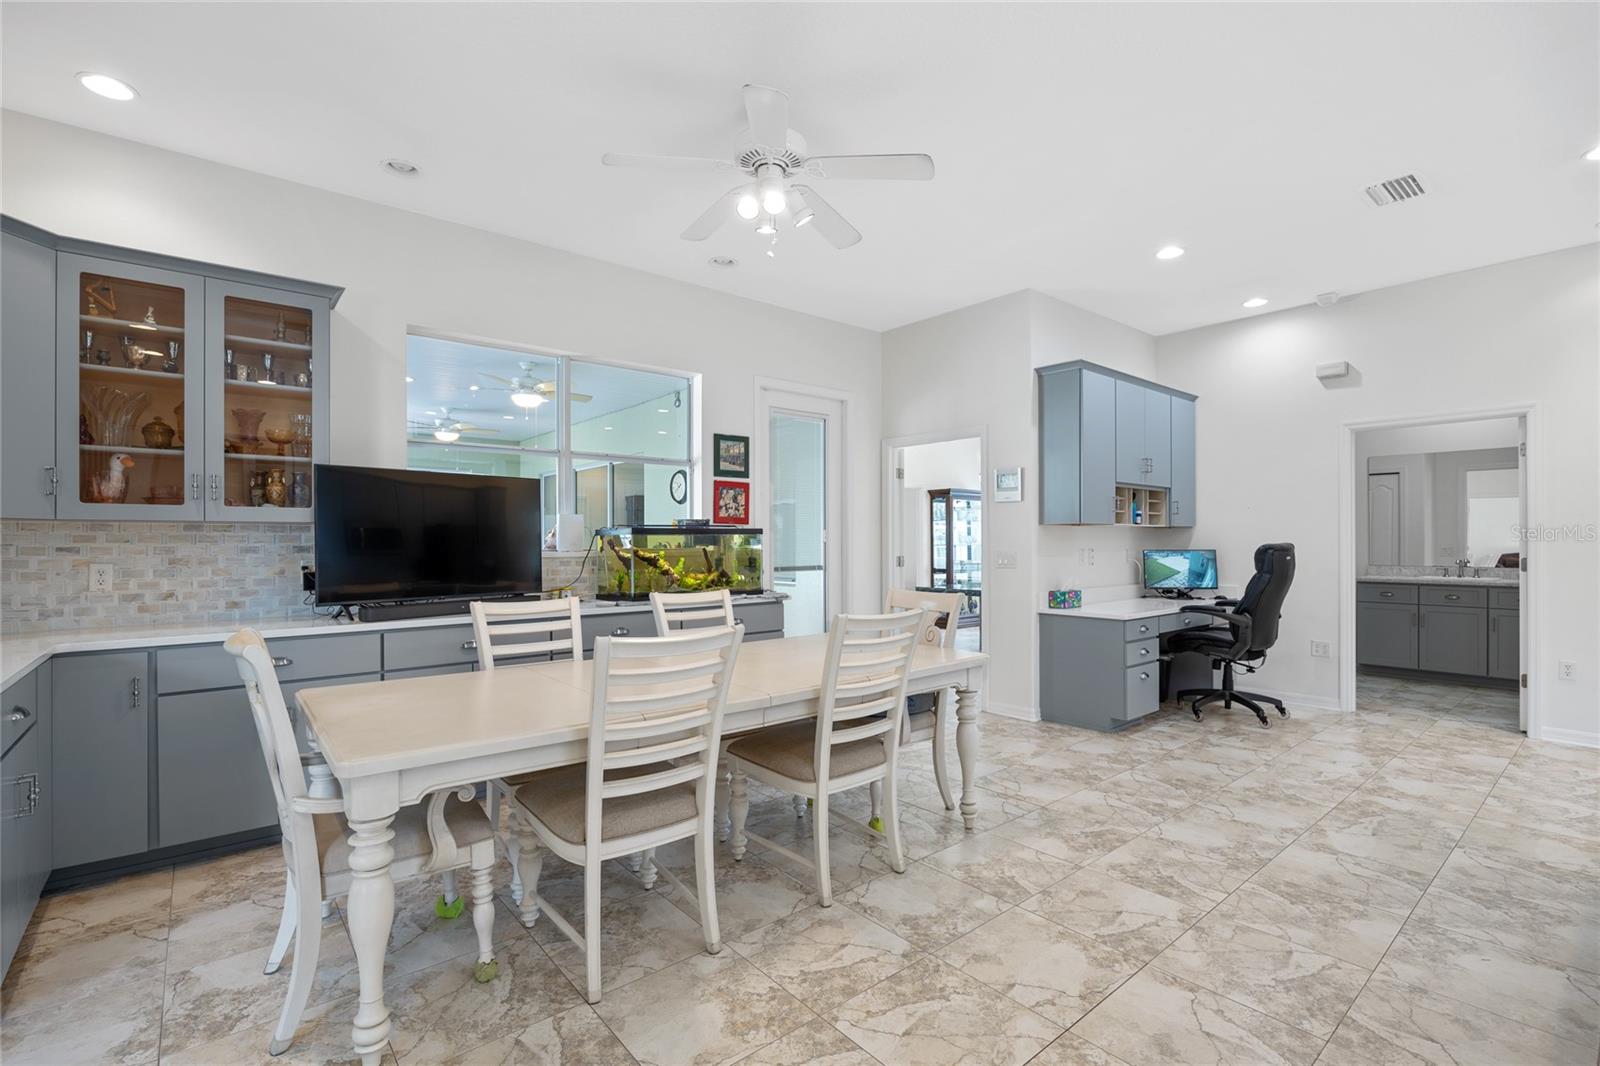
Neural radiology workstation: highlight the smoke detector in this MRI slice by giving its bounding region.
[1365,173,1425,207]
[1316,292,1341,307]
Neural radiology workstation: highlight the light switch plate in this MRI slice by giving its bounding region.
[1310,640,1331,658]
[995,551,1018,570]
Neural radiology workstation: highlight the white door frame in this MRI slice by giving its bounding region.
[754,377,852,627]
[881,426,989,649]
[1338,403,1539,736]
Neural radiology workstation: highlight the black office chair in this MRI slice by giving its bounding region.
[1168,543,1296,728]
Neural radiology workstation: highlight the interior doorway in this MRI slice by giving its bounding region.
[759,385,844,637]
[887,435,984,651]
[1346,412,1530,733]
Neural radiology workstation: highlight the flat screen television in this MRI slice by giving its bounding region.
[313,464,541,607]
[1142,548,1218,592]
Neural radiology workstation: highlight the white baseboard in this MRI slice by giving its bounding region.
[1273,690,1344,713]
[1534,726,1600,750]
[985,702,1040,722]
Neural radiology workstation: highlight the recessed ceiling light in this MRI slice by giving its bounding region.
[468,384,480,391]
[1242,297,1268,309]
[502,415,514,420]
[656,408,669,414]
[708,256,738,268]
[405,375,415,383]
[603,425,613,431]
[382,158,420,177]
[1586,144,1600,161]
[1155,245,1185,261]
[656,430,668,435]
[78,72,136,101]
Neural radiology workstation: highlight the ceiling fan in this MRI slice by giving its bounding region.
[477,362,592,408]
[602,84,934,249]
[408,408,497,443]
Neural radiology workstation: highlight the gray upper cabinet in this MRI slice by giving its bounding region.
[2,225,59,519]
[1038,360,1195,525]
[1169,396,1195,527]
[52,651,151,869]
[56,253,208,520]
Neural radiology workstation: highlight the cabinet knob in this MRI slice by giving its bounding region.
[1139,646,1151,655]
[1138,624,1150,633]
[209,474,220,501]
[130,677,141,708]
[612,626,630,637]
[271,656,293,668]
[461,640,478,651]
[1380,590,1394,598]
[1445,593,1460,601]
[733,618,745,627]
[6,706,30,723]
[1138,672,1150,681]
[190,473,201,499]
[44,466,57,497]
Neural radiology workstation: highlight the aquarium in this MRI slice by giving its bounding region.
[597,526,764,601]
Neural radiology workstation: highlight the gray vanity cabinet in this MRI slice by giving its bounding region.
[51,651,151,868]
[1488,609,1520,680]
[1169,397,1196,527]
[156,689,279,848]
[1356,602,1418,670]
[2,224,59,519]
[1115,381,1171,487]
[1417,604,1487,676]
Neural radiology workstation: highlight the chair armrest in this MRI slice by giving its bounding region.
[1177,604,1233,619]
[1178,604,1253,641]
[1212,597,1239,607]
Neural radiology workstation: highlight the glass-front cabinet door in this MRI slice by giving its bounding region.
[203,280,330,521]
[55,253,206,519]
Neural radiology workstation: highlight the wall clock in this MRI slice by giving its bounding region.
[669,469,688,505]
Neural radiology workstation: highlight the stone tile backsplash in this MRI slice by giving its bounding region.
[0,520,597,635]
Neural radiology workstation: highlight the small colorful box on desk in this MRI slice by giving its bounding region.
[1048,589,1082,610]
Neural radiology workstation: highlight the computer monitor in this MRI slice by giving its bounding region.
[1142,549,1218,592]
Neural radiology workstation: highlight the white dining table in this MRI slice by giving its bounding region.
[296,632,989,1066]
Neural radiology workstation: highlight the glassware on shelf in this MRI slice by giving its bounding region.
[266,427,296,455]
[231,408,267,445]
[81,386,151,448]
[291,413,312,458]
[142,306,158,327]
[174,401,185,446]
[290,470,310,508]
[81,329,95,364]
[224,347,236,379]
[261,351,275,382]
[120,335,154,370]
[163,341,181,373]
[139,416,177,450]
[264,469,288,507]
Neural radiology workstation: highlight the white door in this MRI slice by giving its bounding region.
[762,390,843,636]
[1367,473,1401,566]
[1517,421,1528,732]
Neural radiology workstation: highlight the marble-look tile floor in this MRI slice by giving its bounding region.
[4,682,1595,1066]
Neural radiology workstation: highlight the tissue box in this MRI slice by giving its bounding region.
[1048,589,1082,610]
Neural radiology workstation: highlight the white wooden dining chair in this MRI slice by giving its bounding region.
[470,596,585,902]
[504,624,743,1003]
[224,629,499,1057]
[728,610,921,907]
[650,590,741,835]
[866,589,963,829]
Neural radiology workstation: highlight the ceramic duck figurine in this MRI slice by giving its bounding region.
[89,452,136,504]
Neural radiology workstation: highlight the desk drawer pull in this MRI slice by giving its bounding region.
[271,656,293,668]
[461,640,478,651]
[611,626,631,637]
[1444,593,1461,601]
[1137,624,1151,634]
[1380,591,1394,598]
[1139,646,1151,656]
[1138,671,1151,681]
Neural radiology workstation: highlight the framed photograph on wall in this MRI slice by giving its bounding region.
[713,433,750,478]
[712,479,750,524]
[994,466,1024,502]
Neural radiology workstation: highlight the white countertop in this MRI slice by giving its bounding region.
[1038,596,1225,621]
[0,595,785,690]
[1357,574,1518,588]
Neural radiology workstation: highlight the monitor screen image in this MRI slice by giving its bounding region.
[1143,549,1218,590]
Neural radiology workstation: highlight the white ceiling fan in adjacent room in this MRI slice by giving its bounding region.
[602,84,935,249]
[476,362,592,409]
[408,408,497,443]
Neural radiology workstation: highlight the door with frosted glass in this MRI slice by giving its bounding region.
[767,396,841,636]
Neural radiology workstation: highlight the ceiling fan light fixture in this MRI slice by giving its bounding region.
[736,188,760,220]
[511,390,546,409]
[433,428,461,443]
[756,215,778,235]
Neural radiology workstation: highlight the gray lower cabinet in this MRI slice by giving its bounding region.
[51,651,150,869]
[2,225,58,519]
[1417,604,1488,676]
[1039,612,1208,730]
[156,689,279,848]
[2,666,51,976]
[1356,602,1418,670]
[1488,609,1520,681]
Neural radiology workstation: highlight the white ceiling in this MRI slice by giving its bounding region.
[2,3,1595,335]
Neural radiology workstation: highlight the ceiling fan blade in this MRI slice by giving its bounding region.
[806,153,935,181]
[478,372,518,386]
[570,392,593,403]
[601,153,732,173]
[790,185,861,249]
[742,84,790,149]
[681,185,746,241]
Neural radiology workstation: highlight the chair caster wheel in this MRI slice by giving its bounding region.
[1278,707,1290,718]
[473,958,498,983]
[435,894,465,919]
[1256,716,1271,729]
[1191,710,1203,722]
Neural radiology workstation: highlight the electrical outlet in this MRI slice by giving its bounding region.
[89,563,113,593]
[995,551,1018,570]
[1310,640,1331,658]
[1559,661,1576,681]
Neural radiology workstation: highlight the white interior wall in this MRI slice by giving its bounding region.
[1,110,885,611]
[1155,245,1599,745]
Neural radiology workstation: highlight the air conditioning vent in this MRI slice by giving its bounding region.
[1365,174,1426,207]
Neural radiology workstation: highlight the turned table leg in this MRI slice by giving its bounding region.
[344,814,397,1066]
[955,684,982,831]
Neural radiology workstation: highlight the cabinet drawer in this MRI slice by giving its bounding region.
[1160,611,1213,634]
[1357,583,1416,605]
[581,610,655,652]
[2,670,36,757]
[158,633,381,692]
[383,626,479,672]
[1489,587,1520,610]
[1125,638,1159,668]
[733,601,784,635]
[1123,618,1160,642]
[1419,585,1487,609]
[1122,664,1160,719]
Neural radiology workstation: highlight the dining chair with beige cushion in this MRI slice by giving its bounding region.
[650,589,741,835]
[866,589,963,829]
[727,610,921,907]
[224,629,499,1057]
[504,624,743,1003]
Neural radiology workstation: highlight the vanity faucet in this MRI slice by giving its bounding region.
[1455,558,1471,578]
